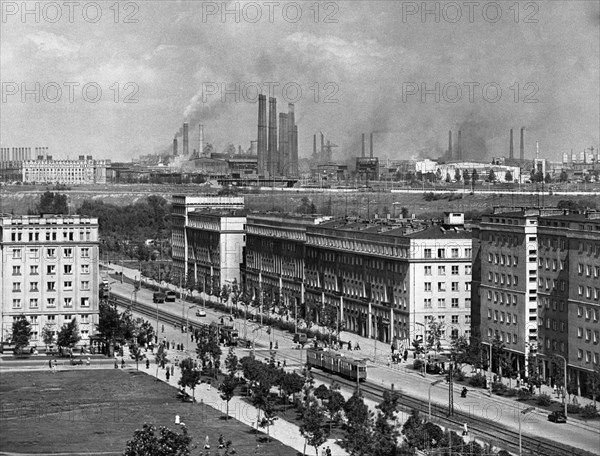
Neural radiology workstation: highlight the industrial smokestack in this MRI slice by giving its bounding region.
[457,130,462,161]
[313,134,317,158]
[173,135,178,156]
[268,97,277,176]
[520,127,525,160]
[448,130,452,160]
[279,113,288,175]
[370,132,374,158]
[183,123,189,155]
[199,124,204,156]
[257,94,267,176]
[362,133,365,157]
[509,129,514,160]
[288,103,296,177]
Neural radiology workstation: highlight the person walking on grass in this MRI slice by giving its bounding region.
[166,369,170,382]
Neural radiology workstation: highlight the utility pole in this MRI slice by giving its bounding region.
[448,363,454,416]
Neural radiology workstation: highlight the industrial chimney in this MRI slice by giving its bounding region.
[288,103,297,177]
[509,129,514,160]
[457,130,462,161]
[268,97,277,176]
[257,94,268,176]
[183,123,189,155]
[199,124,204,156]
[173,135,178,156]
[520,127,525,160]
[362,133,365,157]
[370,133,374,158]
[279,113,288,175]
[313,134,317,158]
[448,130,453,160]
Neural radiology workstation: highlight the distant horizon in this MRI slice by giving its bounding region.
[2,1,598,163]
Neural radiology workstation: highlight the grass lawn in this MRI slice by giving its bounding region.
[0,369,300,455]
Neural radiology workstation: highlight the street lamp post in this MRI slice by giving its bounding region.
[554,354,568,418]
[415,321,426,377]
[186,305,197,351]
[428,379,443,421]
[484,341,493,397]
[518,406,535,456]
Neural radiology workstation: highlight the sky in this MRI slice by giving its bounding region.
[1,0,599,163]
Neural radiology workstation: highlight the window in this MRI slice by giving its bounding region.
[424,249,432,259]
[12,248,22,259]
[12,298,22,308]
[12,282,21,292]
[424,298,432,308]
[81,264,90,274]
[494,310,498,322]
[30,265,38,275]
[465,248,472,258]
[424,266,432,275]
[81,247,90,258]
[64,298,73,308]
[63,248,73,258]
[487,309,492,319]
[47,281,56,291]
[578,263,584,274]
[424,282,432,292]
[465,298,471,308]
[451,248,459,258]
[438,266,446,275]
[579,286,584,296]
[451,265,459,275]
[451,282,459,292]
[64,281,73,290]
[437,248,445,259]
[30,282,38,292]
[438,298,446,308]
[81,281,89,291]
[80,313,89,322]
[438,282,446,292]
[47,248,56,258]
[451,298,459,308]
[47,265,56,275]
[465,265,471,275]
[47,298,56,307]
[13,266,22,276]
[578,327,583,338]
[451,315,459,324]
[465,283,471,291]
[64,265,72,274]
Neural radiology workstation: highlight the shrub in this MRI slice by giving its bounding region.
[413,359,424,371]
[453,370,465,381]
[536,393,552,406]
[581,404,599,419]
[517,389,532,401]
[469,373,487,388]
[566,404,581,414]
[504,388,518,397]
[492,382,507,394]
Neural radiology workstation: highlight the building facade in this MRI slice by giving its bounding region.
[171,195,245,282]
[22,157,108,184]
[0,215,100,347]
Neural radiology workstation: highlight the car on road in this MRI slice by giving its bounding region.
[547,411,567,423]
[153,292,166,303]
[165,291,177,302]
[196,309,207,317]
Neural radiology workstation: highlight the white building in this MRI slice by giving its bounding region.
[22,157,108,185]
[0,215,100,348]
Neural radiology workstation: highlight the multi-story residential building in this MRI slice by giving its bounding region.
[171,195,244,281]
[22,156,109,185]
[475,209,542,376]
[474,207,600,396]
[0,214,99,347]
[242,213,333,318]
[183,209,246,293]
[304,213,472,350]
[537,212,600,396]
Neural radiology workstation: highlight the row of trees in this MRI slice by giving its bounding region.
[11,315,81,354]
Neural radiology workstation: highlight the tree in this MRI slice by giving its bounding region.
[123,423,192,456]
[36,191,68,215]
[445,172,451,183]
[57,319,81,349]
[314,384,330,405]
[220,375,238,420]
[505,170,513,182]
[41,323,55,348]
[220,284,231,305]
[454,169,461,182]
[178,357,202,401]
[129,343,145,370]
[300,399,329,456]
[400,207,409,219]
[488,169,496,182]
[342,389,373,456]
[371,390,401,456]
[135,319,154,347]
[471,169,479,186]
[534,169,544,183]
[545,172,552,183]
[11,315,31,354]
[425,318,445,354]
[585,364,600,407]
[281,371,305,408]
[560,170,569,182]
[325,390,346,433]
[435,169,442,182]
[224,347,239,377]
[449,334,470,368]
[462,169,470,185]
[296,197,317,214]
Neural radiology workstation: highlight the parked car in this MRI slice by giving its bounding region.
[153,292,166,303]
[548,411,567,423]
[165,291,177,302]
[196,309,207,317]
[293,333,308,344]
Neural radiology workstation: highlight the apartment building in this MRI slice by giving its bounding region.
[22,157,108,184]
[171,195,244,281]
[537,213,600,395]
[304,213,472,350]
[242,213,333,317]
[474,208,600,395]
[184,209,246,293]
[0,214,99,347]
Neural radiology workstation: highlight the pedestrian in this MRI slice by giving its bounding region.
[166,369,170,382]
[171,365,174,376]
[52,359,57,373]
[462,423,469,436]
[347,340,352,350]
[121,358,125,368]
[49,359,52,371]
[404,349,408,361]
[218,434,224,448]
[146,359,150,369]
[326,446,332,456]
[86,357,91,366]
